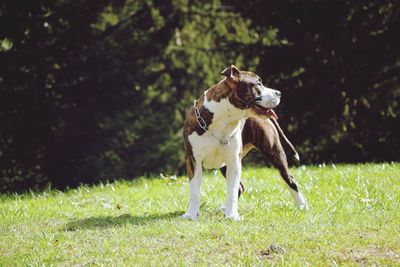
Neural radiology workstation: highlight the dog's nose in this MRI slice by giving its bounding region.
[275,91,281,98]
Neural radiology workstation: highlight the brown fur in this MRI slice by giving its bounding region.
[240,117,299,192]
[231,72,262,110]
[220,117,300,197]
[206,82,232,102]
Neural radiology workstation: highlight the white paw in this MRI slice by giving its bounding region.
[216,204,226,213]
[224,211,241,221]
[180,212,199,220]
[294,192,307,210]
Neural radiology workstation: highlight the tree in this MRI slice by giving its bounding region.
[226,0,400,162]
[0,0,281,191]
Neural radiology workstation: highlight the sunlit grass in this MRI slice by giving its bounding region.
[1,163,399,265]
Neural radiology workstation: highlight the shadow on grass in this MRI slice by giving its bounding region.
[64,211,183,231]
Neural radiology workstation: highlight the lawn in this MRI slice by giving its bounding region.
[1,163,399,265]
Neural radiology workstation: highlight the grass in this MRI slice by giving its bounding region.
[1,163,400,266]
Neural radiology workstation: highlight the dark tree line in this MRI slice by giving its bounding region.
[1,0,399,192]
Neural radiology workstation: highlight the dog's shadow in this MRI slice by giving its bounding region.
[64,211,182,231]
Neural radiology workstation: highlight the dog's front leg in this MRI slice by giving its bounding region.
[181,162,202,220]
[224,156,241,220]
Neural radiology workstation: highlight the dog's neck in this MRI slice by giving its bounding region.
[202,91,246,138]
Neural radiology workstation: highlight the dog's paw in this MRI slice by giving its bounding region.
[180,212,199,220]
[290,190,308,210]
[294,192,308,210]
[224,211,241,221]
[216,204,226,213]
[296,202,308,210]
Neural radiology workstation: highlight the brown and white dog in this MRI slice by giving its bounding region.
[182,65,307,220]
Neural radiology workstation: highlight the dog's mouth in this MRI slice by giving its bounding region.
[251,104,278,119]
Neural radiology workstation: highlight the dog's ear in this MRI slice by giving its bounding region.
[221,65,240,82]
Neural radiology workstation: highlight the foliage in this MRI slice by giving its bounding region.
[1,0,400,191]
[229,0,400,162]
[1,164,400,265]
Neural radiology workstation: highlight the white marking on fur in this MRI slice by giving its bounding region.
[188,97,246,170]
[258,86,281,108]
[290,188,307,209]
[189,132,235,169]
[294,152,300,161]
[224,156,241,220]
[203,97,246,135]
[216,204,225,212]
[181,163,202,220]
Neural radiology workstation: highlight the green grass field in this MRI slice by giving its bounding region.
[1,163,399,266]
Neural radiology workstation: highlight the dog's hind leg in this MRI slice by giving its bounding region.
[252,119,307,209]
[265,144,307,209]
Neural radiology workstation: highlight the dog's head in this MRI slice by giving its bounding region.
[222,65,281,119]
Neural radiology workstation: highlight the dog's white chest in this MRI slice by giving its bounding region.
[188,132,240,169]
[202,145,228,169]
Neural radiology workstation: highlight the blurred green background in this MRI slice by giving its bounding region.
[1,0,399,192]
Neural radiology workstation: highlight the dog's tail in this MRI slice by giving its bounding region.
[270,118,300,161]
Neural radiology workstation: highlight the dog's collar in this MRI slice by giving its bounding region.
[193,99,238,145]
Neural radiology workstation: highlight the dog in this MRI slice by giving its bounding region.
[182,65,307,220]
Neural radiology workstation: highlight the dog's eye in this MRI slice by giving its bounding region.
[257,82,262,87]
